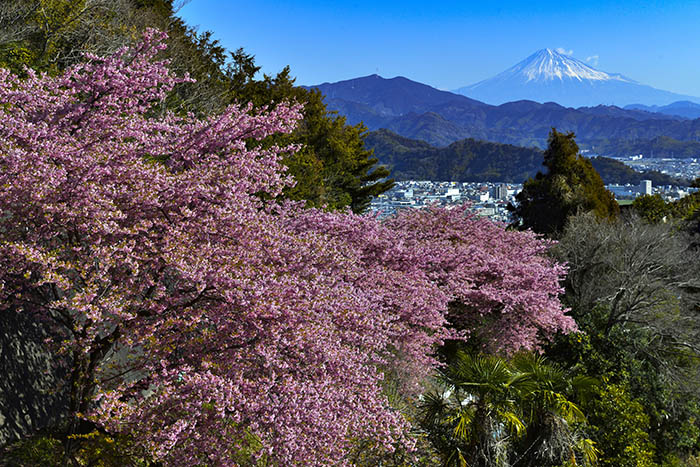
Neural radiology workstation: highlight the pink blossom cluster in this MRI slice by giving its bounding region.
[385,206,575,351]
[0,31,574,465]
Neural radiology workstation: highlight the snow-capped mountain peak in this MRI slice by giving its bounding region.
[493,48,631,84]
[452,48,700,107]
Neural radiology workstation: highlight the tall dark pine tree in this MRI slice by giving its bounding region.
[215,53,393,212]
[510,129,618,236]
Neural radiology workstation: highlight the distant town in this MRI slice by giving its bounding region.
[608,155,700,181]
[370,181,519,221]
[371,173,699,222]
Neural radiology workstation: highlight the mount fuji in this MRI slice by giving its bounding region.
[455,48,700,108]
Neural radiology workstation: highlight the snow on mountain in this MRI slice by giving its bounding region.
[455,49,700,108]
[501,48,630,83]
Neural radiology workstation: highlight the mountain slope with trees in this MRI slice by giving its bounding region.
[365,129,543,182]
[590,135,700,158]
[365,129,684,185]
[589,156,685,186]
[311,74,700,153]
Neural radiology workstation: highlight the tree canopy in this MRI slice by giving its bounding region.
[420,351,597,467]
[548,212,700,465]
[0,0,393,213]
[510,129,619,236]
[0,32,573,464]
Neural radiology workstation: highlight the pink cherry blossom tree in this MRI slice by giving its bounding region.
[385,205,575,351]
[0,31,574,465]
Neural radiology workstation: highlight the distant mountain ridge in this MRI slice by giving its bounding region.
[365,129,686,186]
[310,74,484,117]
[625,101,700,119]
[454,48,700,108]
[307,74,700,153]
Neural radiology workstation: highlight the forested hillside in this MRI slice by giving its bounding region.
[366,129,685,185]
[590,156,685,186]
[590,135,700,158]
[312,74,700,154]
[366,129,542,182]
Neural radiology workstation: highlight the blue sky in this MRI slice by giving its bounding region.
[179,0,700,96]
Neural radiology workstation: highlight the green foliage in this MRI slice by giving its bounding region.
[546,212,700,465]
[546,321,700,467]
[1,434,63,467]
[420,351,597,467]
[510,129,619,236]
[585,383,656,467]
[670,191,700,220]
[0,0,158,75]
[633,194,672,223]
[286,88,393,212]
[509,353,598,467]
[1,430,152,466]
[633,191,700,231]
[420,352,526,467]
[218,57,393,212]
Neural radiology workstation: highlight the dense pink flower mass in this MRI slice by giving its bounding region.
[386,206,575,350]
[0,31,574,465]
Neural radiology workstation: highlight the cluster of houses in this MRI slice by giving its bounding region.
[613,155,700,182]
[370,179,699,221]
[608,179,698,201]
[370,181,520,221]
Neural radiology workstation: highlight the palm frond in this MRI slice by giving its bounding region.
[576,437,599,466]
[498,409,526,438]
[451,407,475,441]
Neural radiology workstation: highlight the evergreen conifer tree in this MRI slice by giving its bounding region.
[510,129,618,236]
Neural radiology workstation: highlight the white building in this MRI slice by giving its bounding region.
[638,179,652,196]
[445,187,461,202]
[491,184,509,200]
